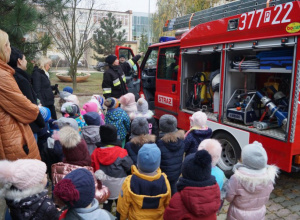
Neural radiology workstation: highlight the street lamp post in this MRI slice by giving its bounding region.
[148,0,150,45]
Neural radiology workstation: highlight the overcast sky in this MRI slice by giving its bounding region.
[107,0,157,13]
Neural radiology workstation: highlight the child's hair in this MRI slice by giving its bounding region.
[198,139,222,167]
[190,111,207,128]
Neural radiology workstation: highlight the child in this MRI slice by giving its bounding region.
[225,141,279,220]
[92,124,133,213]
[130,97,159,138]
[58,125,91,167]
[198,139,226,190]
[164,150,220,220]
[116,144,171,220]
[90,94,106,117]
[57,91,71,113]
[156,114,185,195]
[125,117,156,165]
[82,101,105,125]
[82,112,101,154]
[104,97,130,148]
[119,92,137,120]
[53,168,114,220]
[61,102,87,135]
[0,159,59,220]
[184,111,212,156]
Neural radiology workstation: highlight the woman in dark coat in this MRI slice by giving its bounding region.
[32,56,58,119]
[8,47,45,139]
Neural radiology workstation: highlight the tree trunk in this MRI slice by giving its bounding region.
[70,64,77,91]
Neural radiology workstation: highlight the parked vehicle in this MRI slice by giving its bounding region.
[115,0,300,175]
[94,62,106,72]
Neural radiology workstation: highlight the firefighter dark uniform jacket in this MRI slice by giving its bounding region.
[120,54,141,76]
[102,65,127,99]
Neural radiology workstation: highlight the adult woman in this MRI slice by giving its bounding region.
[8,47,45,140]
[0,29,41,160]
[32,56,57,119]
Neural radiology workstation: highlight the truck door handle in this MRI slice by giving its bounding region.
[172,84,176,92]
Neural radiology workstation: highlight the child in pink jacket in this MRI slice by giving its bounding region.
[225,141,279,220]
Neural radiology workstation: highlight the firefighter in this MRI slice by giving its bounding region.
[102,54,128,99]
[119,53,143,77]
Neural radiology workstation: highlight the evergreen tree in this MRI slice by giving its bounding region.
[0,0,52,72]
[91,12,126,60]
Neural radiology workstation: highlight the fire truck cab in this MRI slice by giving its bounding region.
[116,0,300,174]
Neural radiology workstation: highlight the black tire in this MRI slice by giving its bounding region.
[213,131,241,177]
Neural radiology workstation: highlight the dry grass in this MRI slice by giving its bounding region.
[49,71,103,95]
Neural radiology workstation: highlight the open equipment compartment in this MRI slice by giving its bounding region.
[223,37,296,141]
[180,45,222,121]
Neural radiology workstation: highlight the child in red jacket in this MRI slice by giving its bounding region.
[164,150,220,220]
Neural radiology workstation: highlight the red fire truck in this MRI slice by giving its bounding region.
[116,0,300,174]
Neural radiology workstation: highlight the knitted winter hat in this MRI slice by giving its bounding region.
[63,86,73,94]
[159,114,177,133]
[53,168,95,208]
[8,46,23,68]
[64,94,79,106]
[100,124,122,146]
[119,54,126,59]
[105,55,117,65]
[104,97,119,109]
[182,150,212,181]
[137,98,149,115]
[60,91,71,99]
[198,139,222,167]
[190,111,207,128]
[131,117,149,137]
[61,102,74,113]
[83,102,98,113]
[53,117,78,131]
[39,106,51,122]
[242,141,268,170]
[83,112,100,126]
[91,95,104,109]
[0,159,46,190]
[137,144,161,173]
[120,93,137,111]
[65,104,80,116]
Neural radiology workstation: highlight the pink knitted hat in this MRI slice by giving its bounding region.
[120,93,137,113]
[65,94,80,106]
[83,102,98,113]
[0,159,46,190]
[190,111,207,128]
[198,139,222,167]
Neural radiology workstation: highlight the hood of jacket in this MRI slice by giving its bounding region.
[127,166,170,209]
[130,134,156,146]
[179,184,220,217]
[2,183,45,202]
[0,59,15,75]
[59,126,81,148]
[82,125,101,144]
[234,165,279,193]
[161,130,185,144]
[190,128,212,140]
[93,146,128,166]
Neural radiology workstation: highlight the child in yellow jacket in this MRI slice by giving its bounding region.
[116,143,171,220]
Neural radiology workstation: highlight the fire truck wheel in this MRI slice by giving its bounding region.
[213,132,241,177]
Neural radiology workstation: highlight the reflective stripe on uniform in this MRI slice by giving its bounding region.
[122,74,126,83]
[127,59,135,68]
[103,88,112,94]
[113,78,121,86]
